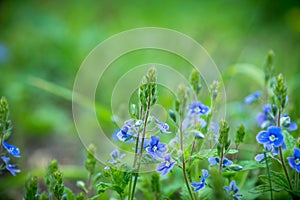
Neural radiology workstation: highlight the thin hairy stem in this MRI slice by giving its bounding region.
[131,97,151,199]
[278,146,293,190]
[180,119,194,200]
[264,152,273,200]
[277,110,293,190]
[219,144,224,174]
[295,172,299,191]
[128,105,144,200]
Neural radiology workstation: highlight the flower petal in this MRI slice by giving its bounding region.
[255,154,265,162]
[150,136,160,147]
[256,131,270,144]
[208,156,219,165]
[287,122,298,131]
[2,142,20,158]
[294,148,300,158]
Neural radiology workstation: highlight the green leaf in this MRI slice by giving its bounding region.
[63,187,76,200]
[238,160,266,171]
[226,149,239,154]
[249,184,274,194]
[97,182,123,195]
[198,187,213,200]
[282,130,297,155]
[260,170,290,191]
[24,176,38,200]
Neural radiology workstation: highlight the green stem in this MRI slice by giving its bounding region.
[180,119,194,200]
[219,144,224,174]
[296,172,299,191]
[128,106,143,200]
[264,152,273,200]
[131,97,151,199]
[279,146,293,190]
[277,110,293,191]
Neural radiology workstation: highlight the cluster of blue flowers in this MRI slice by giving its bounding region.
[256,104,297,131]
[113,115,176,175]
[0,97,21,176]
[1,140,21,177]
[208,156,233,169]
[246,91,299,174]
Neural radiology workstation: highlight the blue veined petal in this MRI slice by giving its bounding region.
[256,131,270,144]
[164,154,171,162]
[150,136,160,147]
[224,180,242,199]
[224,186,230,193]
[161,161,175,176]
[294,148,300,158]
[233,193,243,200]
[1,156,21,176]
[208,156,219,165]
[230,180,239,193]
[2,142,20,158]
[156,162,167,172]
[155,120,171,134]
[223,157,233,167]
[191,182,202,187]
[254,154,265,162]
[288,155,300,173]
[188,101,210,116]
[156,155,175,176]
[157,143,167,152]
[272,133,284,147]
[1,155,10,164]
[287,122,298,131]
[191,182,205,192]
[201,169,210,179]
[7,163,21,176]
[267,126,283,147]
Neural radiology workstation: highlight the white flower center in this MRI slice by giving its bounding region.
[194,107,201,113]
[153,146,157,151]
[296,158,300,165]
[165,161,170,167]
[269,134,277,142]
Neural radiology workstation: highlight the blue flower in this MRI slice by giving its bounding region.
[116,125,134,142]
[256,104,275,129]
[1,156,21,176]
[2,142,20,158]
[208,156,233,168]
[256,126,284,147]
[281,114,298,131]
[154,118,171,134]
[287,148,300,173]
[224,180,242,200]
[256,105,297,131]
[108,149,125,164]
[156,154,176,175]
[244,91,261,104]
[146,136,168,161]
[188,101,210,116]
[191,169,210,192]
[254,145,277,162]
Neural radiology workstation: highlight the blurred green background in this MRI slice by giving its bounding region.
[1,0,300,199]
